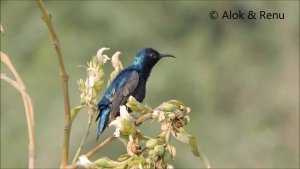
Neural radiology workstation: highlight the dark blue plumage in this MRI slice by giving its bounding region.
[96,48,175,138]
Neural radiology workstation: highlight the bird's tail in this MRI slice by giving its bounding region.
[96,107,110,139]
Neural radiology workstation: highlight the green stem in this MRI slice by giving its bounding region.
[72,109,94,164]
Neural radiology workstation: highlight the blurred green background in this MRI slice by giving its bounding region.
[1,1,299,168]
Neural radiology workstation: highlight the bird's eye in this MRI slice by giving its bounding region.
[150,53,155,58]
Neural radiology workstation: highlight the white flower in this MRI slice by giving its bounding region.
[186,107,191,113]
[109,120,122,137]
[84,78,93,104]
[96,47,110,64]
[139,162,143,169]
[80,93,85,101]
[158,111,165,122]
[86,67,99,87]
[77,155,95,168]
[120,105,131,120]
[152,110,165,121]
[87,76,95,87]
[167,164,174,169]
[108,105,132,137]
[152,110,159,118]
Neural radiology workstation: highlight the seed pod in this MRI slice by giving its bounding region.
[154,145,165,156]
[146,139,158,148]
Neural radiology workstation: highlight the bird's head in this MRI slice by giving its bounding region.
[133,48,175,70]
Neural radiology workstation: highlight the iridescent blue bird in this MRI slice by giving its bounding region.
[96,48,175,138]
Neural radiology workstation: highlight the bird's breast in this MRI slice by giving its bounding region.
[132,78,147,102]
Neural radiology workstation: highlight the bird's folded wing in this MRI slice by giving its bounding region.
[108,70,139,122]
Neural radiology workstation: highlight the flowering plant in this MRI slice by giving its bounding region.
[72,47,210,169]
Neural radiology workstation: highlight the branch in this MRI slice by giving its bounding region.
[86,135,115,158]
[68,107,153,168]
[135,113,152,126]
[36,1,71,168]
[68,135,115,169]
[1,52,35,169]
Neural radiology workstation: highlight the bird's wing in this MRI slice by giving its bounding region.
[96,70,139,136]
[108,70,139,123]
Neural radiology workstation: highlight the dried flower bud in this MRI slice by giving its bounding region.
[96,47,110,65]
[173,119,183,129]
[111,51,123,70]
[127,135,141,156]
[131,144,142,155]
[161,121,173,131]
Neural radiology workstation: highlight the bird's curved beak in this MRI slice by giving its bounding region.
[159,54,176,58]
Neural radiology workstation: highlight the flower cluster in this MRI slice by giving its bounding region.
[108,105,138,138]
[152,100,191,133]
[77,56,103,108]
[87,97,210,169]
[71,47,124,120]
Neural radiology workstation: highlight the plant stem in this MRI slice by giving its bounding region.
[86,135,115,158]
[135,113,152,126]
[72,110,94,164]
[1,52,35,169]
[68,135,115,169]
[36,1,71,168]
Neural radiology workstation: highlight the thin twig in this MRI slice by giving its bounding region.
[36,0,72,168]
[73,111,152,166]
[0,74,20,90]
[72,110,94,164]
[68,135,115,169]
[135,113,152,126]
[1,52,35,169]
[86,135,115,158]
[69,111,154,168]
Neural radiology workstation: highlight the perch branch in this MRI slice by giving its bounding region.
[0,52,35,169]
[37,0,71,168]
[135,113,152,126]
[68,104,167,168]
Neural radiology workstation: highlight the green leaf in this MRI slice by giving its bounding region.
[174,132,210,169]
[71,105,85,121]
[167,100,185,107]
[161,103,177,112]
[77,78,85,93]
[162,150,172,165]
[117,154,131,162]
